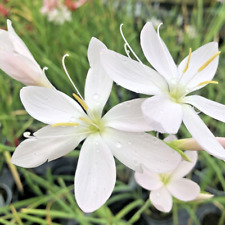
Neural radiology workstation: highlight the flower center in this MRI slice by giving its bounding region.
[159,173,171,185]
[168,84,186,103]
[79,116,105,134]
[51,91,105,134]
[168,49,220,103]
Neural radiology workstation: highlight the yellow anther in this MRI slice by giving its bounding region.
[51,122,79,127]
[197,80,219,87]
[73,93,88,112]
[79,117,92,124]
[183,48,192,73]
[198,51,221,72]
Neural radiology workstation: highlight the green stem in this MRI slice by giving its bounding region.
[128,199,151,224]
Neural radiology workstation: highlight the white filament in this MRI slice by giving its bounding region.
[43,67,48,74]
[120,24,142,64]
[157,23,163,35]
[23,132,32,138]
[124,44,131,58]
[62,54,84,101]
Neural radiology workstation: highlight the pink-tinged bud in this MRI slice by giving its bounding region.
[40,0,71,25]
[0,4,9,17]
[65,0,87,11]
[0,20,52,87]
[170,137,225,151]
[41,0,61,14]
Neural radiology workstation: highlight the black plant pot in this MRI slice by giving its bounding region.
[196,203,221,225]
[0,183,12,207]
[0,167,14,206]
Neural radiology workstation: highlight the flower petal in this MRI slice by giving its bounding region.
[185,95,225,123]
[85,38,113,116]
[178,42,219,91]
[150,187,173,213]
[0,50,50,86]
[20,86,85,124]
[103,98,153,132]
[75,134,116,213]
[100,49,167,95]
[11,125,86,168]
[135,168,162,191]
[167,178,200,201]
[87,37,107,69]
[182,104,225,160]
[171,151,198,179]
[0,29,14,51]
[7,20,36,62]
[140,22,178,82]
[102,128,181,173]
[141,95,183,134]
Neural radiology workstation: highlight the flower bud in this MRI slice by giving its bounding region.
[0,20,52,87]
[169,137,225,151]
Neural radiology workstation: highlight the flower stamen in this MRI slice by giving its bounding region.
[62,54,84,101]
[124,44,131,58]
[43,66,48,74]
[79,117,100,130]
[159,173,170,185]
[183,48,192,73]
[120,24,142,64]
[79,117,93,124]
[198,51,221,72]
[157,23,163,35]
[51,122,79,127]
[197,80,219,87]
[23,132,33,138]
[73,93,88,112]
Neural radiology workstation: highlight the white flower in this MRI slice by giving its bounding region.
[100,22,225,160]
[135,151,200,213]
[176,15,183,26]
[41,0,71,25]
[185,25,197,39]
[47,6,71,25]
[0,20,52,87]
[11,38,181,213]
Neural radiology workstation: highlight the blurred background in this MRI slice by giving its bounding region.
[0,0,225,224]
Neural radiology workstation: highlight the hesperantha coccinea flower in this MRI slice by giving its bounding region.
[100,22,225,160]
[0,20,52,87]
[11,37,181,213]
[135,151,200,213]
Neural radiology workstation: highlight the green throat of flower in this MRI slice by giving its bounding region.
[168,86,186,103]
[159,173,171,185]
[79,116,105,134]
